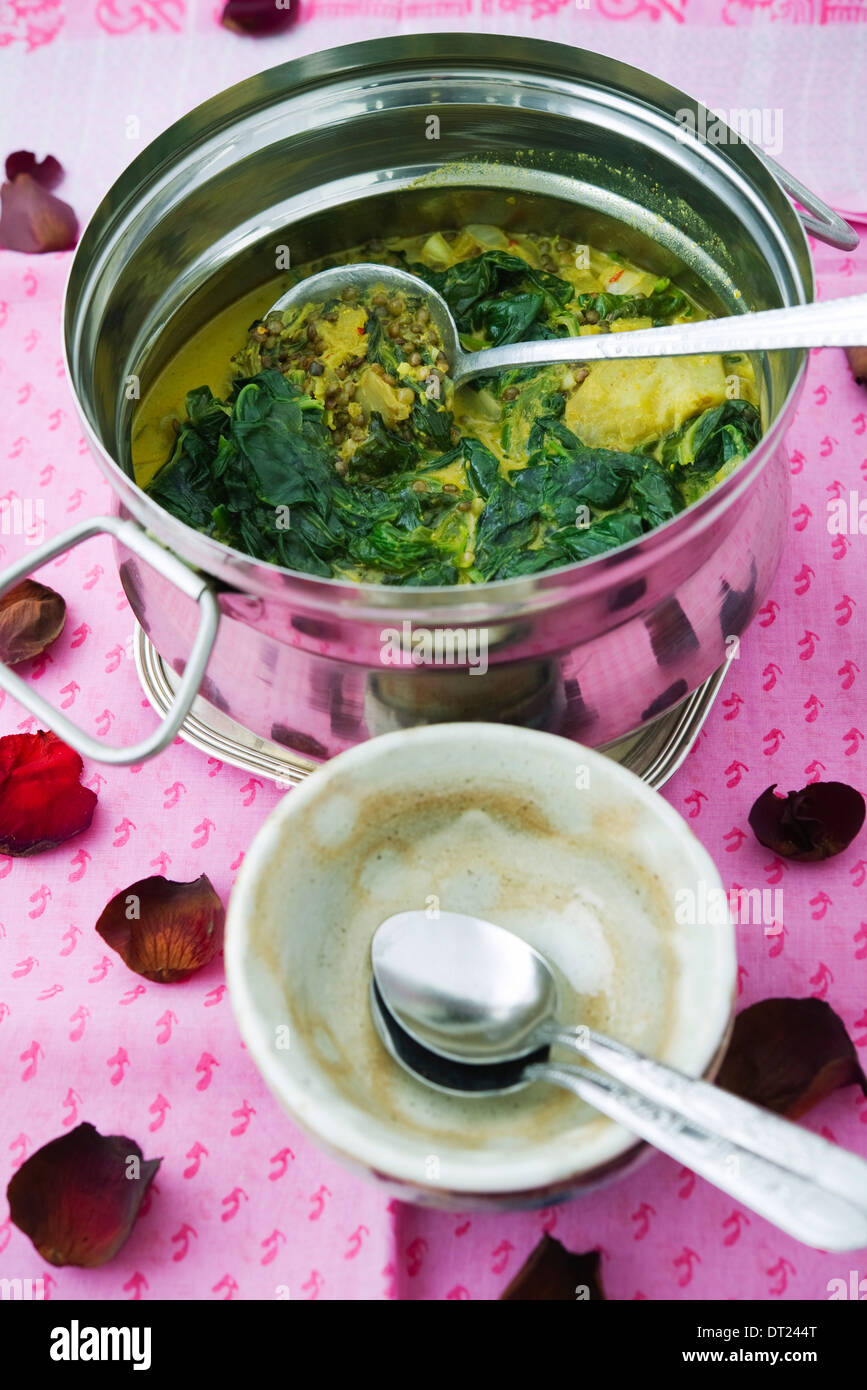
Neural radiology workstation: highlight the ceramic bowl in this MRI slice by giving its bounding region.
[225,723,736,1208]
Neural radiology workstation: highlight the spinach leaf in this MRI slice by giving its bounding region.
[628,464,680,527]
[576,283,691,325]
[463,438,501,498]
[471,292,544,346]
[526,413,586,460]
[405,250,573,343]
[545,456,634,517]
[347,412,420,479]
[364,314,403,377]
[561,512,646,560]
[477,467,547,540]
[230,374,333,509]
[409,389,453,449]
[657,399,761,474]
[391,560,460,586]
[471,409,682,581]
[185,385,229,443]
[347,521,438,574]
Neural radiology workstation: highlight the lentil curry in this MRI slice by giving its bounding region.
[132,225,761,585]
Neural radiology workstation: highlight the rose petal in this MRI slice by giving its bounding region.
[5,150,64,189]
[0,173,78,253]
[220,0,299,35]
[95,873,225,982]
[0,730,97,855]
[716,998,867,1119]
[7,1123,160,1268]
[748,781,865,861]
[500,1235,605,1300]
[0,578,66,665]
[846,347,867,386]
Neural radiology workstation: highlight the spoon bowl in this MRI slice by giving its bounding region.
[372,909,557,1064]
[369,979,545,1097]
[267,262,461,374]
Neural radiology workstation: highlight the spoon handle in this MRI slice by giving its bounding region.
[539,1025,867,1227]
[527,1059,867,1251]
[545,1023,867,1202]
[456,291,867,380]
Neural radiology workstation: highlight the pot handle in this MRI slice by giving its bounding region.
[762,153,859,251]
[0,514,220,766]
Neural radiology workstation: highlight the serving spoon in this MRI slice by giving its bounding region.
[369,911,867,1250]
[267,264,867,388]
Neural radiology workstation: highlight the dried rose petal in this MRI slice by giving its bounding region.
[220,0,299,35]
[0,731,97,855]
[846,347,867,386]
[0,579,66,665]
[748,781,865,862]
[5,150,64,189]
[7,1122,160,1267]
[500,1235,605,1300]
[0,173,77,253]
[717,998,867,1119]
[95,873,225,982]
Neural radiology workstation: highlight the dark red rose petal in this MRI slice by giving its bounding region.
[500,1235,605,1300]
[0,731,96,855]
[95,874,225,983]
[7,1123,160,1268]
[716,998,867,1119]
[220,0,299,35]
[846,347,867,386]
[5,150,64,189]
[748,781,865,862]
[0,173,78,253]
[0,578,66,665]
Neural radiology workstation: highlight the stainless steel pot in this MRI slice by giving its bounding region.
[0,35,857,765]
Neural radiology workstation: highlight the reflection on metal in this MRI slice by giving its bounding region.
[135,623,730,792]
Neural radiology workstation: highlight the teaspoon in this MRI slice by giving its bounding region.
[369,911,867,1250]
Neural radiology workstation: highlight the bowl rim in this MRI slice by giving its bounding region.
[225,723,737,1198]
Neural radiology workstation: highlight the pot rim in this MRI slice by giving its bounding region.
[63,33,812,610]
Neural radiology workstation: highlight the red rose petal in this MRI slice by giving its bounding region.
[5,150,64,189]
[95,874,225,983]
[749,781,865,861]
[846,347,867,386]
[716,997,867,1118]
[500,1235,605,1300]
[0,578,66,665]
[0,173,78,253]
[0,730,97,855]
[220,0,299,35]
[7,1123,161,1268]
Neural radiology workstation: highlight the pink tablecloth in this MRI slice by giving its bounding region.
[2,1,867,1301]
